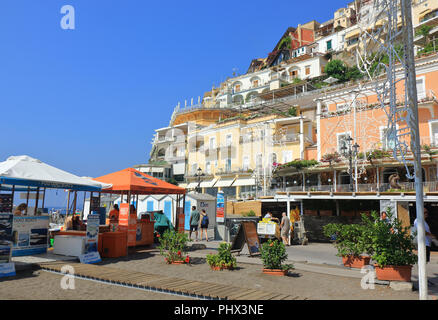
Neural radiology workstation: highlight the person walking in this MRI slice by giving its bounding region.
[199,209,209,241]
[189,206,200,241]
[280,212,291,246]
[414,207,436,286]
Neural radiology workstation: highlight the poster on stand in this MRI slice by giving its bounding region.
[216,192,225,223]
[0,212,15,277]
[80,214,101,264]
[11,216,49,257]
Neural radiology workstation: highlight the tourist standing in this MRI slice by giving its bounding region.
[280,212,291,246]
[189,206,200,241]
[199,209,209,242]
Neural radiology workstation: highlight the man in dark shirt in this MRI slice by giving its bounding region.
[189,206,200,241]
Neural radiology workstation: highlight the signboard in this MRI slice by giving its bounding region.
[0,194,13,213]
[90,196,100,212]
[0,263,15,278]
[119,203,136,246]
[230,221,261,256]
[242,221,261,256]
[216,192,225,223]
[85,214,99,253]
[0,212,15,277]
[79,252,101,264]
[12,216,49,256]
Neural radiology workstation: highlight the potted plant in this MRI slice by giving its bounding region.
[158,230,191,265]
[206,242,237,270]
[323,221,372,268]
[260,239,294,275]
[363,209,417,281]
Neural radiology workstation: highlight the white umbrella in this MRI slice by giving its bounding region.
[0,155,111,191]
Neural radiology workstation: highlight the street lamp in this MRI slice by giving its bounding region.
[195,167,204,193]
[340,136,360,192]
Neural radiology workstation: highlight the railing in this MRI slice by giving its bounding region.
[266,181,438,194]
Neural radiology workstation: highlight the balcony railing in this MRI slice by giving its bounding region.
[268,181,438,194]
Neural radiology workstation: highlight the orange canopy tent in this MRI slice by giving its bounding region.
[94,168,186,195]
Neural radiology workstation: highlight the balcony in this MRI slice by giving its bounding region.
[268,181,438,194]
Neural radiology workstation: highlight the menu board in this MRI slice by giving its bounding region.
[0,194,13,213]
[90,196,100,213]
[242,221,261,256]
[230,221,261,256]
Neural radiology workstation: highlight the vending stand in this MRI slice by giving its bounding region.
[0,155,111,275]
[94,168,186,253]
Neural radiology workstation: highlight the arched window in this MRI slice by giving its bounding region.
[157,148,166,157]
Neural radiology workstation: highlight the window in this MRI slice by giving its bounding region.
[381,127,396,150]
[206,162,211,174]
[337,132,351,153]
[289,69,298,79]
[416,77,426,99]
[209,137,216,150]
[253,80,259,87]
[225,158,232,172]
[283,151,293,163]
[326,40,332,51]
[305,66,311,76]
[225,134,232,147]
[234,84,241,93]
[256,154,263,168]
[270,153,277,164]
[192,164,198,175]
[243,156,250,171]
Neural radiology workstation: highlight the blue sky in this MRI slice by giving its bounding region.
[0,0,348,182]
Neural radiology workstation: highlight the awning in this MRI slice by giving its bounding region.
[233,178,256,187]
[0,155,111,192]
[346,29,360,39]
[94,168,186,195]
[187,182,199,189]
[215,178,236,188]
[419,9,432,21]
[200,178,218,188]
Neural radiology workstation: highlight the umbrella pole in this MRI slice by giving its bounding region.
[25,186,30,215]
[35,187,40,215]
[66,190,70,216]
[82,192,86,220]
[73,191,77,215]
[42,188,46,211]
[11,185,15,212]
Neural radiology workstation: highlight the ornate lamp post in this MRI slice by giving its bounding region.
[195,167,204,193]
[341,136,360,192]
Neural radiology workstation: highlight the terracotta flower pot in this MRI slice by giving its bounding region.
[262,269,288,276]
[374,265,412,282]
[170,260,185,265]
[210,265,233,271]
[342,255,371,268]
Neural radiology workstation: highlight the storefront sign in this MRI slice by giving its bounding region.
[242,221,261,256]
[12,216,49,257]
[216,192,225,223]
